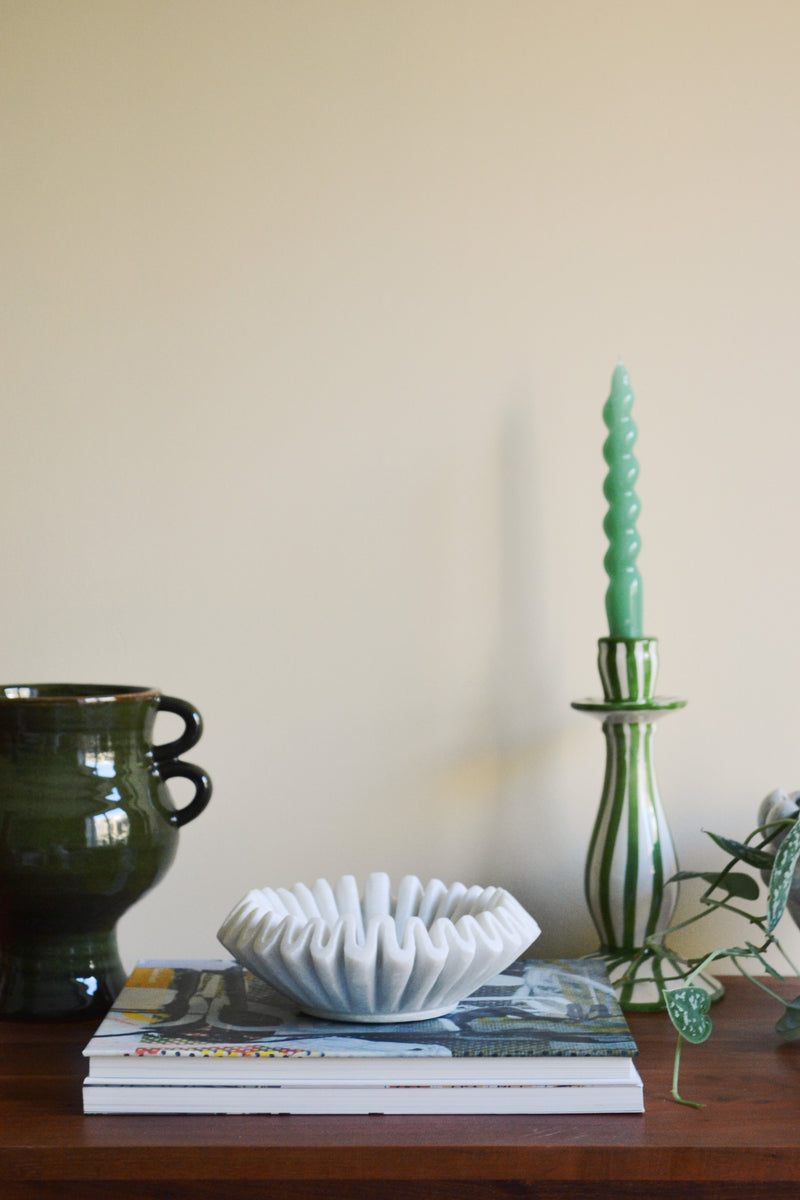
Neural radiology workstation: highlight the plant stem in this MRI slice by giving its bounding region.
[697,894,767,928]
[685,948,732,988]
[776,940,800,979]
[671,1035,703,1109]
[730,956,788,1005]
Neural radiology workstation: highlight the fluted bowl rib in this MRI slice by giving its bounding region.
[217,872,540,1022]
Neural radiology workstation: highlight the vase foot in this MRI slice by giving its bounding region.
[587,947,725,1012]
[0,932,127,1021]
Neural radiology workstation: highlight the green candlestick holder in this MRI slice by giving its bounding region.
[572,637,724,1011]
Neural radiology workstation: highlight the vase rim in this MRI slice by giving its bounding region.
[0,684,159,703]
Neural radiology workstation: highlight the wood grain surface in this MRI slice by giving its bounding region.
[2,976,800,1198]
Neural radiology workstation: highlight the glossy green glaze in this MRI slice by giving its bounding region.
[572,640,694,1010]
[0,685,211,1020]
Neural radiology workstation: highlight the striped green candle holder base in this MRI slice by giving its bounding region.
[572,637,723,1011]
[596,946,724,1012]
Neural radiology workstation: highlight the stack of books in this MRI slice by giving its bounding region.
[82,957,643,1114]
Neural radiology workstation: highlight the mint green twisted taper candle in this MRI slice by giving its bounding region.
[602,362,643,638]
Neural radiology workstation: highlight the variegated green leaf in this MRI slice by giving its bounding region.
[669,870,759,899]
[775,997,800,1041]
[664,986,712,1044]
[767,817,800,932]
[704,831,775,871]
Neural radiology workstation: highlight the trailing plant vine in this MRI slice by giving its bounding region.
[627,813,800,1107]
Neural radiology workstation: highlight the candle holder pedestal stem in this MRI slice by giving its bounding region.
[572,638,723,1011]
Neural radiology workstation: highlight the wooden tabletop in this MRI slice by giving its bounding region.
[3,975,800,1199]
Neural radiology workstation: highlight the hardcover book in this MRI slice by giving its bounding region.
[82,956,643,1114]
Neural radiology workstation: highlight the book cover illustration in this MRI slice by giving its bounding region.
[84,957,638,1062]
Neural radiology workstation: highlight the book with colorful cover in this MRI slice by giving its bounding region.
[82,956,643,1114]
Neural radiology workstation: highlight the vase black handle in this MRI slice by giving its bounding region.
[152,694,211,827]
[153,694,203,761]
[157,759,212,827]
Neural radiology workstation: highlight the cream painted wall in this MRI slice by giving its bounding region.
[4,0,800,971]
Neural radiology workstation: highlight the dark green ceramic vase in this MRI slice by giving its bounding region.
[0,684,211,1021]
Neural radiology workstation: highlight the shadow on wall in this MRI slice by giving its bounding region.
[426,395,598,957]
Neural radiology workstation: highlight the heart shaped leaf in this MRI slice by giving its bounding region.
[664,986,713,1044]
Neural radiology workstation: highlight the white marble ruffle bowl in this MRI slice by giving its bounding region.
[217,873,540,1022]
